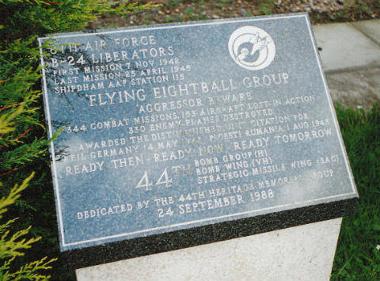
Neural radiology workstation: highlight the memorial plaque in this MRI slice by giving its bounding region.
[39,13,358,267]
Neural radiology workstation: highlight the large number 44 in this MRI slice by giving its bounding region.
[135,168,173,190]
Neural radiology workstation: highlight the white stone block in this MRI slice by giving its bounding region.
[76,218,342,281]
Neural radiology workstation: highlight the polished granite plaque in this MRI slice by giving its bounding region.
[39,13,358,266]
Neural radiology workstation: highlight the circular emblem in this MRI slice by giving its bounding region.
[228,26,276,71]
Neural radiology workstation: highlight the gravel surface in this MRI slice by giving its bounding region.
[93,1,379,28]
[276,0,345,13]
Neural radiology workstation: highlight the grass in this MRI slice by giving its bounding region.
[331,104,380,280]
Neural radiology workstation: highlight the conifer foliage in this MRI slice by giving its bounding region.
[0,1,151,279]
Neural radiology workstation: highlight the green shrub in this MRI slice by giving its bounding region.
[0,173,56,281]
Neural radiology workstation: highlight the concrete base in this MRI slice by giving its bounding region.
[327,67,380,109]
[314,23,380,72]
[76,218,342,281]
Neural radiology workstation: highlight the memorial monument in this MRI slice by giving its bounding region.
[39,13,358,280]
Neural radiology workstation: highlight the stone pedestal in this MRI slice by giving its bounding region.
[76,218,342,281]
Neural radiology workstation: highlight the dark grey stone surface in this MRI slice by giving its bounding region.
[39,13,358,265]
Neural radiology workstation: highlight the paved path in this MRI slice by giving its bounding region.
[314,19,380,109]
